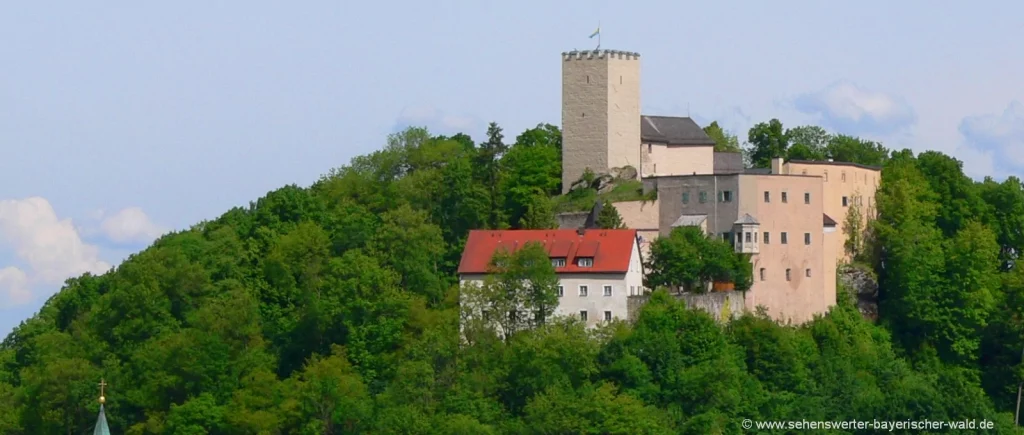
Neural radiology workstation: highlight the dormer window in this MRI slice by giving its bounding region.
[551,258,566,268]
[577,257,594,267]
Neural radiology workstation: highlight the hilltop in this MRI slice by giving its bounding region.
[1,121,1023,433]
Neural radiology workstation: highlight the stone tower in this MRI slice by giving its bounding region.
[561,50,642,193]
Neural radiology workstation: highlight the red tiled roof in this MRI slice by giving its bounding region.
[458,229,638,274]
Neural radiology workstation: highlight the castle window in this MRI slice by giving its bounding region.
[781,192,788,203]
[824,171,829,182]
[580,310,588,321]
[586,75,590,83]
[699,191,708,203]
[804,233,811,245]
[579,285,589,297]
[604,311,612,321]
[557,286,564,297]
[682,192,690,204]
[719,190,733,203]
[805,268,812,277]
[763,232,770,244]
[722,232,732,243]
[551,258,566,267]
[786,269,792,281]
[842,196,849,207]
[760,268,766,281]
[842,172,846,182]
[577,257,594,267]
[745,232,752,243]
[764,191,770,203]
[781,232,788,244]
[603,285,612,296]
[804,192,811,204]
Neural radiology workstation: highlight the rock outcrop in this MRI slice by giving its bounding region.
[838,263,879,321]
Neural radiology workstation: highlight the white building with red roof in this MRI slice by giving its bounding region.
[458,228,645,328]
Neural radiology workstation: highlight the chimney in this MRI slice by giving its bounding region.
[577,227,586,236]
[771,157,784,174]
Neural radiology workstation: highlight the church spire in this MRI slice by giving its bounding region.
[93,378,110,435]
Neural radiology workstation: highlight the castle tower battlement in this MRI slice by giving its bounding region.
[562,50,641,61]
[561,49,642,193]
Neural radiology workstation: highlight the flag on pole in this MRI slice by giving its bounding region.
[589,26,600,39]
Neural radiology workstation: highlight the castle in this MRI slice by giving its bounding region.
[556,49,880,324]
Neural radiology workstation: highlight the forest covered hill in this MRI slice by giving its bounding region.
[1,120,1023,434]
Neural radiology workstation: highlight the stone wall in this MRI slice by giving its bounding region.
[556,212,590,230]
[627,291,747,322]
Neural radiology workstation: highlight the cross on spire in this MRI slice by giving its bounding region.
[98,378,107,403]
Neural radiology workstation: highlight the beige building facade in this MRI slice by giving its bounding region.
[777,159,881,263]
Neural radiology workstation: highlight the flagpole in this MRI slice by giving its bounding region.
[597,21,601,50]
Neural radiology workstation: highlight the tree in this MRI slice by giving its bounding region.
[645,226,751,292]
[746,119,789,168]
[702,121,741,152]
[594,201,625,229]
[825,135,889,166]
[843,190,865,260]
[785,125,830,161]
[460,242,560,340]
[475,122,509,229]
[520,195,558,230]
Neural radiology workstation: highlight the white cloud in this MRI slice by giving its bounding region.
[0,197,111,306]
[394,105,482,135]
[0,267,31,308]
[959,101,1024,175]
[791,81,917,135]
[98,206,167,244]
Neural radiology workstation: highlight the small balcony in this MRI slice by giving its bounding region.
[732,214,760,255]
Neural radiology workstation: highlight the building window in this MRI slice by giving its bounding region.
[552,258,566,267]
[719,190,733,203]
[804,233,811,245]
[577,257,594,267]
[699,191,708,203]
[842,196,849,207]
[557,285,564,297]
[763,232,770,244]
[786,269,792,281]
[722,232,732,243]
[579,285,588,297]
[782,192,788,203]
[760,268,766,281]
[604,311,612,321]
[781,232,788,244]
[806,268,812,277]
[580,310,588,321]
[745,232,752,243]
[682,192,690,204]
[842,172,846,182]
[764,191,770,203]
[824,171,829,182]
[648,143,652,153]
[603,285,612,296]
[804,192,811,204]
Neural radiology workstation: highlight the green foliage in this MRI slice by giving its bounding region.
[595,200,625,229]
[645,227,752,292]
[2,123,1023,434]
[519,195,557,230]
[702,121,741,152]
[746,118,789,168]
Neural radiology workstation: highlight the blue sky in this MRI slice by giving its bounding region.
[2,1,1022,337]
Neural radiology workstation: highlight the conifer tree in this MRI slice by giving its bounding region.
[595,200,625,229]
